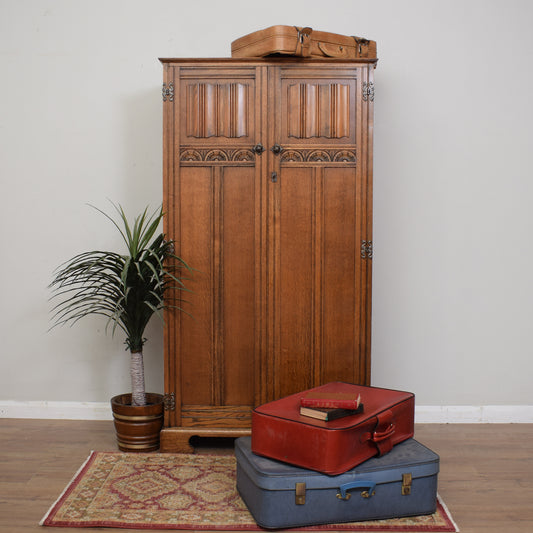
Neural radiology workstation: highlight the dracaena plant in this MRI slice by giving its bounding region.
[49,202,191,406]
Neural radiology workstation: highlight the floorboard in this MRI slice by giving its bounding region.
[0,419,532,532]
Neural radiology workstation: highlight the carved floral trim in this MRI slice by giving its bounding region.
[281,149,356,163]
[180,148,255,163]
[179,148,356,164]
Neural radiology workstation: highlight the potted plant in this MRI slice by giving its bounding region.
[49,202,190,452]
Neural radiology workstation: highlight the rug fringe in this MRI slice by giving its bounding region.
[437,494,460,532]
[39,450,96,526]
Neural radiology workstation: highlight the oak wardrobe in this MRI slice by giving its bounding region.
[159,57,376,452]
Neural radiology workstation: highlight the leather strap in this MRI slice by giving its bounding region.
[352,36,370,56]
[294,26,312,57]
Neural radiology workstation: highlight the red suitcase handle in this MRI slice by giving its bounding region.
[373,423,396,442]
[364,410,396,456]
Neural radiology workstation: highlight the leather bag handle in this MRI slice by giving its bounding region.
[317,41,350,58]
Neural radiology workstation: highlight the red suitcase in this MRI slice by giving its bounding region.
[251,382,415,475]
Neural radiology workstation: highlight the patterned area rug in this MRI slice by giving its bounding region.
[41,451,458,531]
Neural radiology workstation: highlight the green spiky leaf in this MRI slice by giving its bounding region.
[49,202,192,353]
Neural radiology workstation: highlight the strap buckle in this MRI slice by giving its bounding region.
[295,26,312,57]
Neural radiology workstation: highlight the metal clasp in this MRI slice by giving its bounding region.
[297,27,312,43]
[402,473,412,495]
[295,482,306,505]
[295,27,312,57]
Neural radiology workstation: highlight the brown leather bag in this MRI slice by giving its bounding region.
[231,25,377,59]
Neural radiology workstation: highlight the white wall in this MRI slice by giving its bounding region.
[1,0,532,414]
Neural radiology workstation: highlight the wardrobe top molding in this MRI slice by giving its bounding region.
[159,57,378,66]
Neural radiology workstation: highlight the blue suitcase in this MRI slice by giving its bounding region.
[235,436,439,529]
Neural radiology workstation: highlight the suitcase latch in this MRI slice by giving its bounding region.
[402,473,412,495]
[295,482,306,505]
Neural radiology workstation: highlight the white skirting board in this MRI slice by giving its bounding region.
[0,401,113,420]
[414,405,533,423]
[1,401,532,423]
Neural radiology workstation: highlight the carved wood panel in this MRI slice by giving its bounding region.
[179,74,256,145]
[271,160,364,399]
[186,83,248,138]
[177,165,258,410]
[287,83,350,139]
[279,71,357,146]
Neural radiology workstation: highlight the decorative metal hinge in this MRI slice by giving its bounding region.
[362,81,375,102]
[163,239,175,254]
[162,82,174,102]
[361,240,373,259]
[163,392,176,411]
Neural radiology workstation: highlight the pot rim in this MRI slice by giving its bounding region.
[111,392,164,407]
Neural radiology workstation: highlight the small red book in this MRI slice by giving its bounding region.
[300,392,361,410]
[300,403,364,421]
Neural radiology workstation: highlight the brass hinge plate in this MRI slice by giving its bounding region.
[361,240,373,259]
[162,82,174,102]
[362,81,375,102]
[163,392,176,411]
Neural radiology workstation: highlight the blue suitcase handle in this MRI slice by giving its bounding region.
[337,481,377,500]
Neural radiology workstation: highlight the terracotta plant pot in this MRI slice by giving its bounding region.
[110,393,164,452]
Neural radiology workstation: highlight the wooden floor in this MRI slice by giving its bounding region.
[1,420,532,532]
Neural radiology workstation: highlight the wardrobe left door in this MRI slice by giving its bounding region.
[162,62,266,443]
